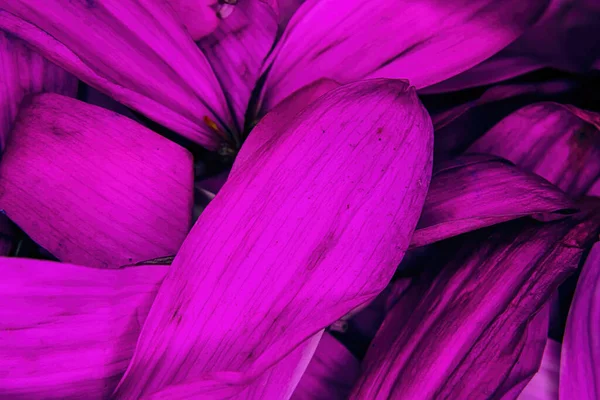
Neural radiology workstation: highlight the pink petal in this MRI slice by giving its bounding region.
[260,0,549,112]
[410,155,575,248]
[0,257,167,399]
[350,215,599,399]
[518,339,560,400]
[173,0,219,40]
[291,333,360,400]
[198,0,277,134]
[469,103,600,198]
[0,94,193,268]
[560,241,600,399]
[0,31,77,150]
[0,1,232,150]
[113,79,433,398]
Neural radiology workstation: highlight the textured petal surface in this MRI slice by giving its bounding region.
[0,0,232,149]
[351,215,599,399]
[560,241,600,400]
[173,0,219,40]
[260,0,549,111]
[199,0,277,135]
[113,79,433,398]
[0,94,193,268]
[469,103,600,198]
[0,32,77,150]
[0,258,167,399]
[410,155,576,248]
[518,339,560,400]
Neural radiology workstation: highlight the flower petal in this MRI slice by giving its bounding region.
[351,215,599,399]
[469,103,600,198]
[0,0,232,149]
[560,240,600,399]
[0,257,167,399]
[198,0,277,135]
[0,94,193,268]
[173,0,219,40]
[260,0,549,111]
[410,155,575,248]
[113,79,433,398]
[517,339,560,400]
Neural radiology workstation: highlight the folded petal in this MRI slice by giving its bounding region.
[113,79,433,398]
[518,339,560,400]
[350,214,600,399]
[0,257,167,399]
[560,241,600,399]
[291,333,360,400]
[0,0,232,150]
[0,94,193,268]
[0,32,77,150]
[469,102,600,198]
[410,155,576,248]
[260,0,549,112]
[173,0,219,40]
[198,0,277,135]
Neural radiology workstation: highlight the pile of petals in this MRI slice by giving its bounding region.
[0,0,599,399]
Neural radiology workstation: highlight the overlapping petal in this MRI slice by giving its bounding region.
[518,339,560,400]
[0,94,193,268]
[113,79,433,398]
[260,0,549,112]
[351,214,600,399]
[0,257,167,399]
[0,0,232,149]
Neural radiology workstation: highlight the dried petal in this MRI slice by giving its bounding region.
[410,155,576,248]
[113,79,433,398]
[469,103,600,198]
[351,215,599,399]
[0,257,167,399]
[0,94,193,268]
[0,1,232,149]
[260,0,549,111]
[560,241,600,399]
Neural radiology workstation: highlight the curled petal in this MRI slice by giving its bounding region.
[260,0,549,112]
[0,0,232,149]
[0,94,193,268]
[469,103,600,198]
[113,79,433,398]
[0,258,167,399]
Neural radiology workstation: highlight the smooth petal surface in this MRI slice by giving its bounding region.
[113,79,433,398]
[410,155,575,248]
[518,339,560,400]
[351,215,600,399]
[0,0,232,149]
[560,241,600,399]
[0,32,77,150]
[0,94,193,268]
[469,103,600,198]
[260,0,549,112]
[0,258,167,399]
[291,333,360,400]
[199,0,277,135]
[173,0,219,40]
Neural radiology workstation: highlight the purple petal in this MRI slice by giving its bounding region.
[469,103,600,198]
[350,215,599,399]
[0,257,167,399]
[172,0,219,40]
[260,0,549,112]
[0,1,232,150]
[112,79,433,398]
[410,155,575,248]
[560,241,600,399]
[0,94,193,268]
[199,1,277,134]
[517,339,560,400]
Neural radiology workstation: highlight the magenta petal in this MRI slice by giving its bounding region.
[560,241,600,399]
[291,333,360,400]
[173,0,219,40]
[260,0,549,112]
[351,215,599,399]
[112,79,433,398]
[199,1,277,133]
[410,155,575,248]
[517,339,560,400]
[0,257,167,399]
[0,94,193,268]
[0,1,232,149]
[469,103,600,198]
